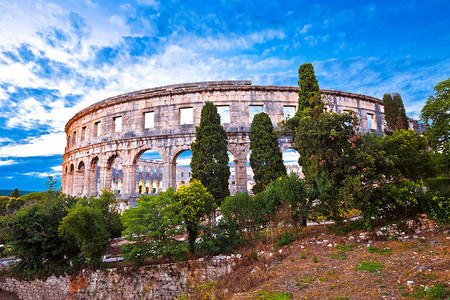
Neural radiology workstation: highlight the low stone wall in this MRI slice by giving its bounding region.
[0,255,233,299]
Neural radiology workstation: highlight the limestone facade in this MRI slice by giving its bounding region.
[62,80,386,206]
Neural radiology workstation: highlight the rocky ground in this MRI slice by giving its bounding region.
[210,218,449,299]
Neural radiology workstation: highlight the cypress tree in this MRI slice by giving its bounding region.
[10,188,19,198]
[392,93,409,130]
[190,102,230,206]
[249,112,286,194]
[384,93,409,132]
[297,63,324,114]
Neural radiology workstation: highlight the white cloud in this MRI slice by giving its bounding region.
[51,165,63,172]
[0,132,66,157]
[299,24,312,34]
[0,159,17,166]
[23,171,61,178]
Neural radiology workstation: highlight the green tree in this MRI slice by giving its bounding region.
[297,63,324,114]
[264,173,310,228]
[191,102,230,206]
[383,129,437,180]
[383,93,409,131]
[421,77,450,172]
[295,110,360,222]
[121,188,187,264]
[1,193,82,280]
[10,188,19,198]
[59,190,123,266]
[220,192,267,238]
[173,179,216,253]
[250,112,286,194]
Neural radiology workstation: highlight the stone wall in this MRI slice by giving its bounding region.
[0,255,233,300]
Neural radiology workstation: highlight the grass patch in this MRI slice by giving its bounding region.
[312,256,318,263]
[329,251,347,260]
[354,261,384,273]
[255,289,292,299]
[300,253,306,259]
[367,246,392,255]
[335,243,356,251]
[412,284,449,299]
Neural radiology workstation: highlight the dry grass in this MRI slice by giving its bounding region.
[190,225,450,299]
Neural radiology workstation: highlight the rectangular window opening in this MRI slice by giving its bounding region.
[367,113,374,129]
[114,117,122,132]
[283,106,296,120]
[180,107,193,125]
[81,126,86,141]
[94,121,101,137]
[249,105,263,121]
[217,105,230,124]
[144,112,155,129]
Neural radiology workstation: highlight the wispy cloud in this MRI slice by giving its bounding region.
[0,159,17,166]
[0,132,66,157]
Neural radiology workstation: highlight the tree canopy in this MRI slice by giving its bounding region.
[173,179,216,253]
[383,93,409,131]
[249,112,286,194]
[297,63,323,114]
[191,101,230,206]
[421,77,450,173]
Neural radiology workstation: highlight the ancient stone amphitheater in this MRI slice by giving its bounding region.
[62,80,386,208]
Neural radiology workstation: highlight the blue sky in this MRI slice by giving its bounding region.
[0,0,449,191]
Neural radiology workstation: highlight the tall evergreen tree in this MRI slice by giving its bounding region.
[249,112,286,194]
[383,93,409,131]
[10,188,20,198]
[191,102,230,206]
[297,63,324,114]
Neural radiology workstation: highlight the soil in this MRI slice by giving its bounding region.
[211,225,449,299]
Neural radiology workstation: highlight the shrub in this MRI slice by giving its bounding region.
[276,232,295,247]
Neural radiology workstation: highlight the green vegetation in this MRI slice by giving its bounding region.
[383,93,409,131]
[191,101,230,206]
[173,179,216,253]
[249,112,286,194]
[421,77,450,173]
[367,246,392,255]
[329,251,347,260]
[354,261,384,273]
[120,188,187,264]
[276,232,295,247]
[335,243,355,251]
[10,188,19,198]
[255,289,292,300]
[312,256,318,263]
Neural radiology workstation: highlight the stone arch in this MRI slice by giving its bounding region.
[134,148,163,195]
[173,148,192,190]
[88,157,100,196]
[282,148,303,178]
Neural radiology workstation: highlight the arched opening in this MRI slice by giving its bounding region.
[108,155,123,195]
[135,149,163,195]
[90,157,100,196]
[282,148,302,178]
[228,151,236,195]
[175,150,192,189]
[152,180,158,193]
[67,163,75,195]
[118,178,122,194]
[75,161,86,196]
[246,150,255,194]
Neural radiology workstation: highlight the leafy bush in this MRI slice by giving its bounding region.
[121,188,187,264]
[1,193,83,280]
[276,232,295,247]
[418,192,450,225]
